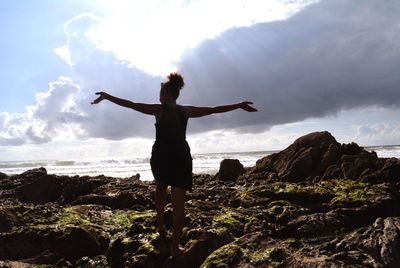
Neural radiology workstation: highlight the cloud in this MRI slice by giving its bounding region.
[2,0,400,146]
[53,14,163,140]
[87,0,317,75]
[54,13,101,66]
[356,123,400,145]
[178,0,400,132]
[0,77,83,145]
[1,13,161,146]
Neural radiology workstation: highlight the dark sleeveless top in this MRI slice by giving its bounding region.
[150,104,193,191]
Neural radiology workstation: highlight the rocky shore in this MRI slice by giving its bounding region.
[1,131,400,267]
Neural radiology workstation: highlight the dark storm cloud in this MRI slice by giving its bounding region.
[2,0,400,145]
[179,0,400,133]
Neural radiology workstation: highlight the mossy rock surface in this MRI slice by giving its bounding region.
[1,131,400,267]
[200,243,243,268]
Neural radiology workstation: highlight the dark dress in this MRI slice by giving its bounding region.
[150,104,193,191]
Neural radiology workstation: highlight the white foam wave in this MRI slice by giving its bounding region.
[1,147,398,180]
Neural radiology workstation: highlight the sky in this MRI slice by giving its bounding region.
[1,0,400,161]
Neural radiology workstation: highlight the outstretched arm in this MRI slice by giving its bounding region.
[184,101,257,118]
[91,92,160,116]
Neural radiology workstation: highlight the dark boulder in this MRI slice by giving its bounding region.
[53,227,101,261]
[250,131,400,183]
[19,167,48,181]
[0,226,101,262]
[0,172,8,181]
[217,159,244,181]
[252,131,340,181]
[17,174,65,203]
[57,176,112,204]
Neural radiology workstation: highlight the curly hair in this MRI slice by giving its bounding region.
[166,72,185,100]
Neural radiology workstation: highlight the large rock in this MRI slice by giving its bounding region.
[17,174,65,203]
[0,168,48,192]
[57,176,113,204]
[217,159,244,181]
[0,226,101,262]
[251,131,400,183]
[252,131,341,181]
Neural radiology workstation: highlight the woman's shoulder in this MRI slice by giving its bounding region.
[177,104,193,111]
[174,104,189,119]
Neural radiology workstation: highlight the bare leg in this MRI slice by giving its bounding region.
[171,186,186,256]
[155,182,168,232]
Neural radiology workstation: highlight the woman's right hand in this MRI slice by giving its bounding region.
[91,92,108,105]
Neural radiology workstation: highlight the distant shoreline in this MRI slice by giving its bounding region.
[2,144,398,163]
[1,146,399,179]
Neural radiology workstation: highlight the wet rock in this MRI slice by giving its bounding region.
[21,167,48,178]
[363,157,400,184]
[1,131,400,267]
[17,174,65,203]
[250,131,400,183]
[341,142,363,155]
[128,254,155,268]
[73,194,112,207]
[217,159,244,181]
[58,176,112,204]
[74,255,109,268]
[55,258,74,267]
[73,191,152,209]
[106,238,129,267]
[201,233,288,268]
[0,260,38,267]
[21,249,57,265]
[0,172,8,180]
[335,217,400,267]
[0,207,19,232]
[171,229,234,268]
[54,227,101,261]
[0,226,100,262]
[279,211,347,238]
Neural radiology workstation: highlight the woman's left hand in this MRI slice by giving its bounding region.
[91,92,108,105]
[240,101,258,112]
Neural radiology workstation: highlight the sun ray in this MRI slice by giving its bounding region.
[83,0,317,75]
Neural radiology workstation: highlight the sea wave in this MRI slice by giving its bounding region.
[366,145,400,158]
[0,162,48,169]
[55,161,75,166]
[1,147,398,179]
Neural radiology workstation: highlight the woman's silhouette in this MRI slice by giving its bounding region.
[92,72,257,256]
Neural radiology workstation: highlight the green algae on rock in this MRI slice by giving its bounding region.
[200,243,243,268]
[1,131,400,267]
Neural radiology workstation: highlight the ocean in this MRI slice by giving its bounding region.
[1,146,399,180]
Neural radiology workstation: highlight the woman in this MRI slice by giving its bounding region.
[91,72,257,256]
